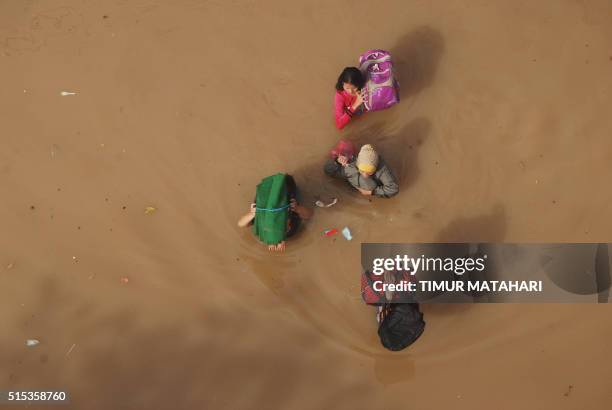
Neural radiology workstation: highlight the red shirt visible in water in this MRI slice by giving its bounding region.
[334,91,360,130]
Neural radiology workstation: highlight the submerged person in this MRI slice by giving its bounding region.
[237,174,312,252]
[334,67,367,130]
[324,144,399,198]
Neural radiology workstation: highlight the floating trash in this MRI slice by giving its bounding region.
[144,206,156,215]
[65,343,77,357]
[315,198,338,208]
[342,227,353,241]
[26,339,40,347]
[323,228,338,237]
[60,91,77,96]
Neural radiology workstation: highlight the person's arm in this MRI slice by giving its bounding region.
[324,158,342,177]
[372,165,399,198]
[334,93,352,130]
[351,91,364,111]
[237,203,256,227]
[324,154,352,178]
[291,199,313,220]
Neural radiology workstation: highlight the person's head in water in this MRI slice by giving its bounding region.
[336,67,365,96]
[356,144,379,178]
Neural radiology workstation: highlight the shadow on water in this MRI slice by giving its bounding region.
[289,160,332,206]
[391,26,445,99]
[595,243,611,302]
[435,204,507,243]
[374,118,430,190]
[433,210,611,303]
[538,243,611,300]
[418,204,507,312]
[5,277,377,410]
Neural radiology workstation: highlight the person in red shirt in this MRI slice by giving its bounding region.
[334,67,367,129]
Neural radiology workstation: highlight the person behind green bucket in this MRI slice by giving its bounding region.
[237,174,312,252]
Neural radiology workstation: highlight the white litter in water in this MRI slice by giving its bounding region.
[342,227,352,241]
[60,91,77,96]
[315,198,338,208]
[26,339,40,347]
[65,343,76,356]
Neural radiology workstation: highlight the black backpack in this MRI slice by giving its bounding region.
[378,303,425,351]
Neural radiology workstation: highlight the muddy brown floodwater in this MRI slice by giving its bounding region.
[2,1,612,409]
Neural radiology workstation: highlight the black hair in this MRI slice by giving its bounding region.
[285,174,297,199]
[335,67,365,91]
[284,174,301,238]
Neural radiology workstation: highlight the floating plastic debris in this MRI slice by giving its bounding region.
[323,228,338,237]
[315,198,338,208]
[60,91,77,96]
[144,206,156,215]
[26,339,40,347]
[342,227,353,241]
[65,343,76,357]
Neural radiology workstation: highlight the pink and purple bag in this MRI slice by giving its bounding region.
[358,49,400,112]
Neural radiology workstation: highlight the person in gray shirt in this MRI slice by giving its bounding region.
[324,144,399,198]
